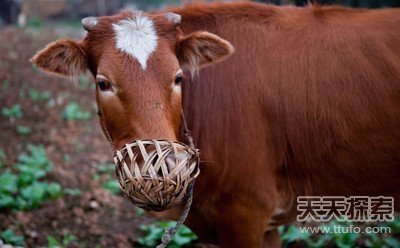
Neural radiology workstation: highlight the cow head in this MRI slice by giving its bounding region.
[31,11,233,150]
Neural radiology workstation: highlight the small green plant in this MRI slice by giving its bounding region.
[0,145,63,210]
[47,233,77,248]
[138,221,198,248]
[365,218,400,248]
[16,125,31,135]
[95,163,120,194]
[47,235,59,248]
[0,170,18,208]
[92,174,100,182]
[384,217,400,233]
[63,102,91,121]
[364,233,400,248]
[16,144,51,181]
[2,104,22,119]
[279,225,318,247]
[64,188,81,197]
[0,149,5,168]
[0,229,25,246]
[97,163,115,174]
[136,207,145,217]
[28,90,51,102]
[103,179,120,195]
[331,223,360,248]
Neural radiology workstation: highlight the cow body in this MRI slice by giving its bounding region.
[172,3,400,246]
[31,2,400,247]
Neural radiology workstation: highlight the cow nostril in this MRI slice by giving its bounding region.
[165,152,190,172]
[165,154,176,172]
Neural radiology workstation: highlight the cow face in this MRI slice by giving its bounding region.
[31,11,233,150]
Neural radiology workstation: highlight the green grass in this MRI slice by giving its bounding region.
[0,144,62,211]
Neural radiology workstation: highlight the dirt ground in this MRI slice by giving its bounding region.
[0,26,156,247]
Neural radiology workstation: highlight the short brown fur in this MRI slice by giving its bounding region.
[31,2,400,247]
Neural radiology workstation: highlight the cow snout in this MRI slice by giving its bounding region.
[165,151,191,172]
[113,140,200,210]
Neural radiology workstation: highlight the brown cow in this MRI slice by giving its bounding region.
[31,2,400,247]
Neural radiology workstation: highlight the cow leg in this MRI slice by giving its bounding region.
[263,229,281,248]
[217,218,265,248]
[215,205,271,248]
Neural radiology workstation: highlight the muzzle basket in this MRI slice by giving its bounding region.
[113,140,200,211]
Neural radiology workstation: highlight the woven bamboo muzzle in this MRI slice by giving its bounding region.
[113,140,200,211]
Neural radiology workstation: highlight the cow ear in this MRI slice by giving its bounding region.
[30,39,87,77]
[177,31,234,72]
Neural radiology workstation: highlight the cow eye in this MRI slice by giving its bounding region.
[97,80,111,91]
[174,74,183,86]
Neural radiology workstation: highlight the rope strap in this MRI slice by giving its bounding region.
[157,110,196,248]
[156,182,195,248]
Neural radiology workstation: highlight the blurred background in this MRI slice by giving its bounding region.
[1,0,400,26]
[0,0,399,247]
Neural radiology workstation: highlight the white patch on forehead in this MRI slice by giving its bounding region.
[112,15,158,70]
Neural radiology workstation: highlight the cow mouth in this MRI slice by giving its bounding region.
[113,139,200,211]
